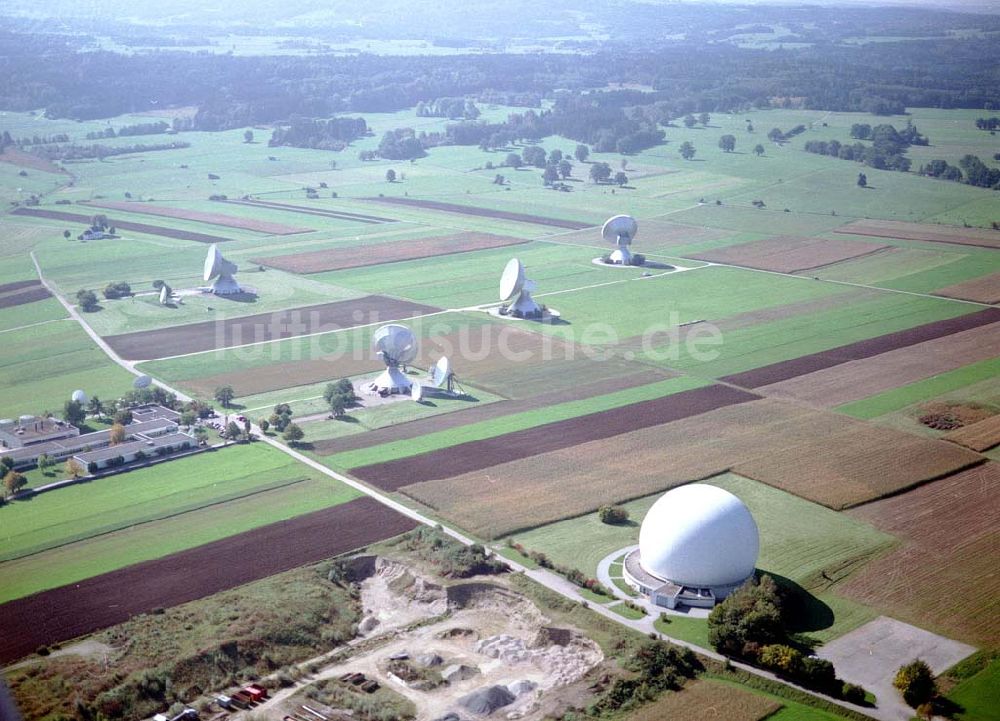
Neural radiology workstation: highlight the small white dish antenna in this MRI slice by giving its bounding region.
[203,244,241,295]
[158,284,171,305]
[411,383,423,402]
[430,356,452,389]
[371,324,418,393]
[133,374,152,389]
[602,214,638,265]
[71,389,88,405]
[499,258,541,317]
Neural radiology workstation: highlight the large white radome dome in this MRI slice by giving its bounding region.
[638,484,759,588]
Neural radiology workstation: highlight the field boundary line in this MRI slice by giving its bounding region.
[0,317,72,334]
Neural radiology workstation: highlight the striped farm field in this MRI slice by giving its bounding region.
[833,219,1000,249]
[686,235,889,273]
[934,271,1000,304]
[943,414,1000,451]
[81,200,314,235]
[841,463,1000,646]
[11,206,235,244]
[623,679,781,721]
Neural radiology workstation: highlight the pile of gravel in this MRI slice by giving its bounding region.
[458,685,515,715]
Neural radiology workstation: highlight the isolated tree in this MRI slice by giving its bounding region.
[76,289,99,312]
[330,395,347,418]
[243,129,254,143]
[113,408,132,426]
[767,128,784,143]
[598,505,629,524]
[549,149,563,164]
[214,385,235,408]
[3,470,27,499]
[522,145,546,167]
[558,159,573,178]
[614,171,629,186]
[63,229,71,240]
[63,399,86,426]
[754,144,765,157]
[683,114,697,128]
[505,152,523,168]
[282,423,304,445]
[385,168,396,182]
[109,422,126,445]
[589,162,611,183]
[87,395,103,418]
[493,173,505,185]
[258,418,270,433]
[65,458,84,479]
[719,134,736,152]
[37,453,55,474]
[857,172,868,188]
[679,141,696,160]
[226,420,242,442]
[543,165,559,186]
[574,144,589,162]
[893,660,936,708]
[746,121,755,133]
[698,112,711,127]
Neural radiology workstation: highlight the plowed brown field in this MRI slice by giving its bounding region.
[943,415,1000,452]
[721,307,1000,388]
[0,497,416,664]
[367,196,592,229]
[11,207,234,244]
[254,232,530,273]
[218,198,395,224]
[0,281,50,308]
[758,321,1000,407]
[353,384,759,491]
[105,295,439,360]
[625,680,781,721]
[82,200,313,235]
[834,219,1000,249]
[841,463,1000,646]
[934,272,1000,304]
[401,398,982,535]
[687,235,889,273]
[0,147,67,174]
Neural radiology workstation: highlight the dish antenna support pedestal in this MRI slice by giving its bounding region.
[203,244,241,295]
[602,215,638,265]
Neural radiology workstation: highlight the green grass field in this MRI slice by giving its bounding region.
[945,655,1000,721]
[0,443,359,602]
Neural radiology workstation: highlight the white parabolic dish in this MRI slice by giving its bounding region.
[638,483,759,588]
[500,258,525,301]
[601,214,638,246]
[203,244,241,294]
[430,356,451,388]
[371,324,417,392]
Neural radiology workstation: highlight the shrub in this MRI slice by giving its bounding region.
[893,659,937,708]
[842,682,866,704]
[598,505,629,524]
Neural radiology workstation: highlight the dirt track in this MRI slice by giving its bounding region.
[352,383,758,490]
[367,196,592,229]
[255,232,531,274]
[0,496,416,665]
[11,207,235,244]
[82,200,313,235]
[0,281,51,308]
[687,235,889,273]
[721,307,1000,388]
[834,219,1000,249]
[104,295,439,360]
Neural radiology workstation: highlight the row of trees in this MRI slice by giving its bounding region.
[85,120,170,140]
[804,139,913,172]
[267,116,368,151]
[974,117,1000,131]
[29,141,189,162]
[415,98,480,120]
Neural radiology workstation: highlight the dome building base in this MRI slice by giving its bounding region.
[623,547,750,610]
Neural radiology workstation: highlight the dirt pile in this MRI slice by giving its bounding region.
[357,557,449,636]
[475,632,602,687]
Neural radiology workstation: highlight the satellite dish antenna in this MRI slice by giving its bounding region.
[133,374,152,389]
[71,389,88,405]
[601,214,638,265]
[430,356,452,390]
[499,258,541,317]
[371,324,417,393]
[203,244,241,295]
[411,382,423,402]
[158,284,171,305]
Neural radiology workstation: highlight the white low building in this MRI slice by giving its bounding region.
[623,484,759,609]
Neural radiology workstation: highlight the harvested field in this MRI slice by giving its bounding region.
[184,355,382,399]
[104,295,439,360]
[0,496,416,664]
[312,368,672,456]
[81,200,313,235]
[944,415,1000,452]
[918,401,994,430]
[834,219,1000,250]
[401,398,982,535]
[352,384,758,491]
[218,198,395,224]
[687,235,889,273]
[0,279,43,294]
[0,146,66,174]
[721,307,1000,388]
[254,232,530,274]
[367,196,592,229]
[11,207,234,244]
[758,321,1000,407]
[624,680,781,721]
[0,280,50,308]
[550,218,729,249]
[934,272,1000,304]
[841,463,1000,646]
